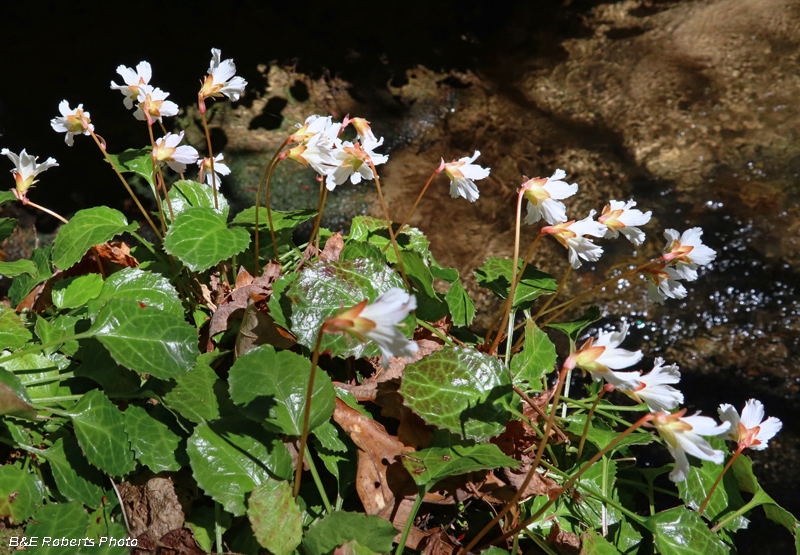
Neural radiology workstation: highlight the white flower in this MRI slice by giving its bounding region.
[440,150,490,203]
[326,138,387,190]
[197,153,231,189]
[343,115,377,143]
[134,84,179,124]
[1,148,58,200]
[326,288,418,367]
[282,121,341,177]
[291,115,341,144]
[522,169,579,225]
[651,410,730,482]
[718,399,782,451]
[662,228,717,281]
[598,199,652,245]
[152,131,198,174]
[565,322,643,379]
[642,263,688,304]
[610,358,684,412]
[110,61,152,110]
[542,210,606,269]
[199,48,247,106]
[50,101,94,147]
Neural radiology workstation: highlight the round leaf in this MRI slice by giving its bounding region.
[52,207,139,271]
[0,465,45,523]
[87,267,183,318]
[68,390,136,476]
[163,206,250,272]
[247,479,302,555]
[229,345,335,435]
[187,418,292,516]
[89,299,196,380]
[163,363,222,423]
[400,346,514,440]
[303,511,399,555]
[166,179,229,220]
[649,507,728,555]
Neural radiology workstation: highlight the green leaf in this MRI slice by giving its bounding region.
[313,421,348,453]
[89,299,196,380]
[303,511,398,555]
[232,206,316,231]
[229,345,335,435]
[36,315,80,357]
[0,464,45,523]
[400,346,514,440]
[546,306,602,342]
[106,147,154,185]
[0,217,17,243]
[74,339,141,395]
[0,258,36,278]
[8,245,52,306]
[187,418,292,516]
[401,431,520,490]
[81,520,129,555]
[26,502,90,555]
[163,363,222,423]
[164,206,250,272]
[186,505,231,554]
[0,306,32,350]
[565,415,653,455]
[341,241,387,262]
[0,190,15,207]
[677,439,748,531]
[348,216,431,263]
[580,530,624,554]
[445,279,475,327]
[269,258,411,361]
[123,405,182,472]
[5,352,69,400]
[166,179,230,219]
[87,267,183,318]
[474,257,557,309]
[0,368,36,420]
[400,250,435,297]
[52,207,139,271]
[247,479,303,555]
[333,541,383,555]
[43,436,105,509]
[68,389,136,476]
[511,320,557,383]
[51,273,103,310]
[648,506,727,555]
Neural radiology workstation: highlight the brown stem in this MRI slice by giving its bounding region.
[699,446,744,516]
[293,324,327,499]
[381,167,439,253]
[200,111,218,210]
[157,168,176,222]
[370,162,410,290]
[88,129,162,240]
[255,139,291,274]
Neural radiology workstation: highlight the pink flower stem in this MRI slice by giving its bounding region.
[145,124,171,235]
[24,201,69,225]
[381,168,439,253]
[199,111,218,210]
[87,128,162,240]
[254,139,291,274]
[369,162,410,290]
[700,445,744,516]
[293,322,328,500]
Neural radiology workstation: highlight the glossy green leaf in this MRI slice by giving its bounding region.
[232,206,316,231]
[163,363,222,423]
[313,420,348,453]
[166,179,229,220]
[570,459,621,528]
[43,436,105,509]
[185,505,230,554]
[303,511,398,555]
[123,405,182,472]
[581,530,624,554]
[74,339,141,395]
[341,241,387,262]
[547,306,602,342]
[0,217,17,243]
[511,320,557,383]
[400,250,435,297]
[164,206,250,272]
[0,190,15,207]
[677,439,748,531]
[649,506,727,555]
[51,273,103,310]
[445,278,475,327]
[349,216,431,263]
[401,431,519,490]
[80,520,129,555]
[0,464,45,523]
[474,257,557,309]
[0,306,31,350]
[106,147,154,185]
[89,299,196,380]
[68,389,136,476]
[229,345,335,435]
[0,258,36,277]
[5,352,69,400]
[52,207,139,271]
[247,479,303,555]
[26,502,90,555]
[36,315,80,357]
[565,415,652,455]
[400,346,514,440]
[334,541,383,555]
[8,245,52,306]
[269,257,411,360]
[87,267,183,318]
[0,368,36,420]
[187,418,292,516]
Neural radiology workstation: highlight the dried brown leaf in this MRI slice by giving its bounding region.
[548,520,581,555]
[119,476,185,540]
[319,231,344,262]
